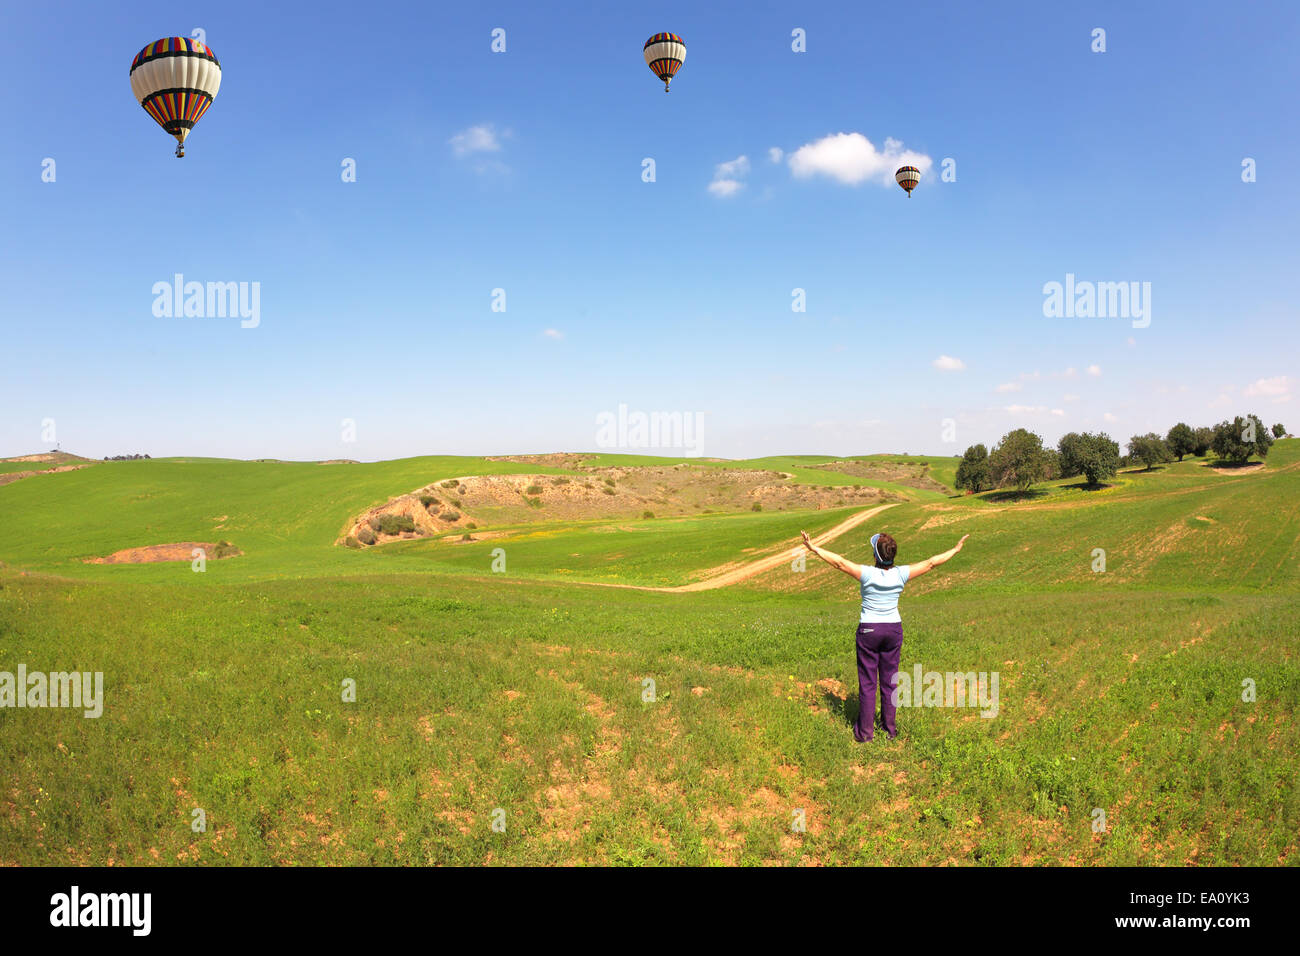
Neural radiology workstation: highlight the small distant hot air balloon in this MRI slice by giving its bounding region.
[644,33,686,92]
[129,37,222,158]
[895,165,921,198]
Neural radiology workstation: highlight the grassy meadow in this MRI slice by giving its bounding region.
[1,444,1297,865]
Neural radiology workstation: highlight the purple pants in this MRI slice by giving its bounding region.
[854,621,903,741]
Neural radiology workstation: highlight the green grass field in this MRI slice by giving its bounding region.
[1,444,1296,865]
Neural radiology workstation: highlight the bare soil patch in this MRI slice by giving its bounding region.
[87,542,242,564]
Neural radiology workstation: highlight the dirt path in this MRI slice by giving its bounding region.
[586,503,897,593]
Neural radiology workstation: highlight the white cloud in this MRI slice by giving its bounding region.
[1103,412,1118,422]
[1245,375,1292,403]
[1063,367,1078,379]
[542,328,562,340]
[1063,393,1081,402]
[1086,364,1102,377]
[1127,337,1137,347]
[450,124,503,155]
[709,155,750,197]
[995,382,1022,393]
[787,132,932,187]
[933,355,966,371]
[1051,409,1065,417]
[768,147,784,163]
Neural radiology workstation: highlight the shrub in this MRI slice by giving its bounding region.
[603,477,615,486]
[376,514,416,535]
[465,522,477,530]
[440,479,459,489]
[419,494,437,507]
[551,477,570,485]
[1128,433,1173,470]
[366,517,381,531]
[1058,432,1120,485]
[442,511,460,522]
[461,533,472,541]
[751,502,762,511]
[642,510,654,519]
[1166,422,1196,461]
[525,484,543,495]
[601,487,615,496]
[1211,414,1274,463]
[988,429,1048,491]
[344,536,361,549]
[955,444,991,493]
[356,527,376,546]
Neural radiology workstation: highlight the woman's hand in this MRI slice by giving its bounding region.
[800,530,814,552]
[955,534,970,550]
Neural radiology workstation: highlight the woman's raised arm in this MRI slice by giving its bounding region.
[800,530,863,579]
[907,534,969,580]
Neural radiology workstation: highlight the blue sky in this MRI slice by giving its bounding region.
[2,0,1296,461]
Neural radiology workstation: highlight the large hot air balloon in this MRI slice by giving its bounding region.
[129,37,222,158]
[895,165,921,198]
[643,33,686,92]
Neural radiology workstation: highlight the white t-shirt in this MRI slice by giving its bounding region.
[859,564,910,623]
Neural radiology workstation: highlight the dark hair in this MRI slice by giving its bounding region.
[874,532,898,568]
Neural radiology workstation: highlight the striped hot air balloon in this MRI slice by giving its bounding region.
[895,165,921,198]
[129,37,222,158]
[643,33,686,92]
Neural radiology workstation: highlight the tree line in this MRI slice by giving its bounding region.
[954,415,1285,494]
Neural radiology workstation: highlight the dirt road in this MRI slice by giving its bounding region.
[589,502,897,593]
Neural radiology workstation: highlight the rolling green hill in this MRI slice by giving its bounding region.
[1,443,1296,866]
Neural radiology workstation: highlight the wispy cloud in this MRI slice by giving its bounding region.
[933,355,966,371]
[541,328,563,340]
[995,382,1022,393]
[708,155,750,197]
[1086,364,1102,377]
[787,133,932,187]
[768,147,784,163]
[450,124,504,155]
[1245,375,1291,403]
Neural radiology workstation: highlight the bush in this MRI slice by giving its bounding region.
[344,536,361,549]
[1272,422,1287,439]
[551,477,570,485]
[525,484,543,495]
[461,533,472,541]
[210,540,239,559]
[751,502,762,511]
[440,479,459,489]
[376,514,416,535]
[1058,432,1120,485]
[1166,422,1196,461]
[989,429,1048,491]
[1211,414,1274,463]
[419,494,437,507]
[366,517,381,531]
[955,444,991,493]
[465,522,477,530]
[603,477,615,486]
[356,527,376,546]
[601,487,615,496]
[642,510,654,519]
[1128,433,1173,470]
[442,511,460,522]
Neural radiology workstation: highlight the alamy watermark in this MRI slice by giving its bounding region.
[152,274,260,328]
[1043,273,1150,328]
[890,664,999,718]
[1,666,104,718]
[595,403,704,456]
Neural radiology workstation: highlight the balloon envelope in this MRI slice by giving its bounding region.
[895,165,921,195]
[643,33,686,91]
[129,37,222,155]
